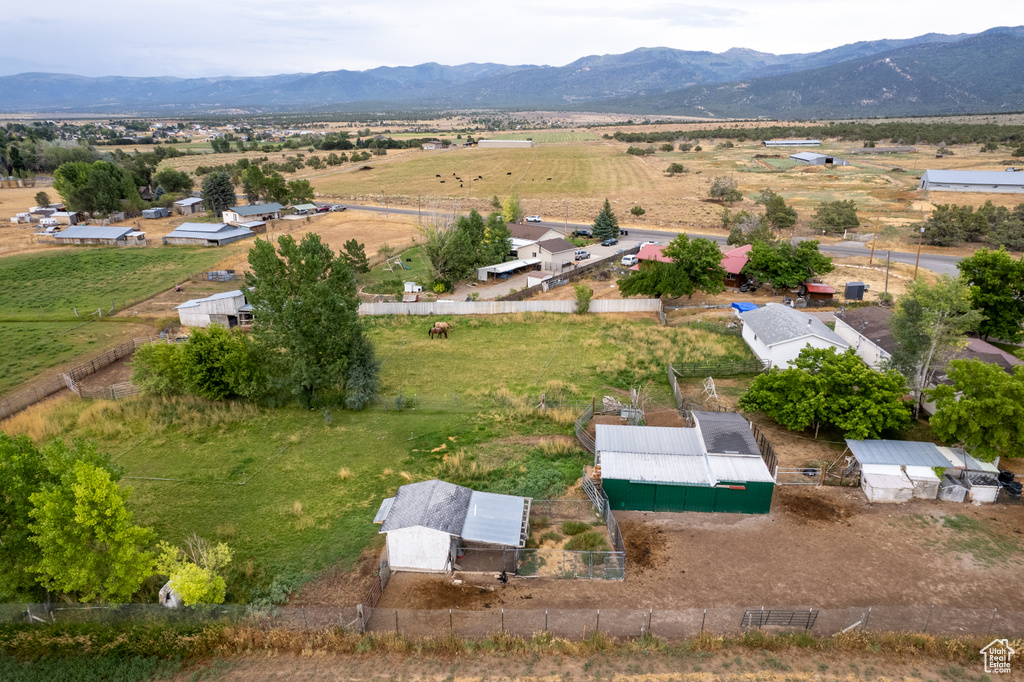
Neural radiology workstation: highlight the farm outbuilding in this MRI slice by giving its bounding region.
[53,225,146,246]
[175,289,252,328]
[919,169,1024,193]
[222,203,283,225]
[596,417,774,515]
[374,480,530,574]
[51,211,79,225]
[477,139,534,149]
[789,152,849,166]
[846,439,953,503]
[477,257,540,281]
[739,302,849,369]
[142,207,170,219]
[173,197,205,215]
[799,282,835,300]
[163,222,255,246]
[762,139,821,147]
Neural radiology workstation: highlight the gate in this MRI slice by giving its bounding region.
[775,467,823,485]
[742,608,818,629]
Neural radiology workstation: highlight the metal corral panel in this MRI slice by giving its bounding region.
[596,424,704,456]
[847,440,950,467]
[708,455,775,483]
[461,491,528,547]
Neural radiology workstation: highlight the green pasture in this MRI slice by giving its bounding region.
[359,246,433,295]
[486,131,598,143]
[0,247,235,317]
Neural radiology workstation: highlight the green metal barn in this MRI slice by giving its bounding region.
[595,413,775,515]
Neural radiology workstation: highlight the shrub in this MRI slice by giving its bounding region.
[564,531,608,551]
[539,531,563,543]
[574,284,593,314]
[561,521,591,536]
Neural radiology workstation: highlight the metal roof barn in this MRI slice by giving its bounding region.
[228,203,284,216]
[846,439,951,468]
[708,456,776,484]
[600,451,716,486]
[763,139,821,146]
[692,411,760,456]
[919,169,1024,193]
[596,424,704,455]
[53,226,134,240]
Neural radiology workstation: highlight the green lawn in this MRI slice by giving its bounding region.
[14,315,749,602]
[0,320,148,394]
[0,247,237,318]
[359,246,434,295]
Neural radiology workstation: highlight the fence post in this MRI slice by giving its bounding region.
[700,609,706,636]
[450,608,453,632]
[924,604,933,633]
[395,609,399,634]
[501,608,504,633]
[545,610,548,631]
[596,609,599,633]
[988,607,996,636]
[649,607,653,635]
[863,606,871,629]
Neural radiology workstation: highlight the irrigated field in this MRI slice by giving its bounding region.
[3,314,750,602]
[486,131,598,142]
[0,247,235,317]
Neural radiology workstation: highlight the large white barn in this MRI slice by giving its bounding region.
[919,169,1024,193]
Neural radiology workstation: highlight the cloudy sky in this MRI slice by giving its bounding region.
[5,1,1017,77]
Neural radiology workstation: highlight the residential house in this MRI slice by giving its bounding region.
[537,238,577,272]
[222,203,284,225]
[173,197,205,215]
[163,222,255,246]
[595,413,774,514]
[52,225,146,246]
[374,479,530,573]
[834,306,895,369]
[631,243,751,289]
[739,302,849,368]
[175,290,252,328]
[507,223,565,244]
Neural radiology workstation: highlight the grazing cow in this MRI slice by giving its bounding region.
[440,180,445,183]
[436,174,440,177]
[507,172,512,175]
[428,326,448,339]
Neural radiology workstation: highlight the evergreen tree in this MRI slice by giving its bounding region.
[592,198,620,240]
[202,172,235,218]
[342,239,371,273]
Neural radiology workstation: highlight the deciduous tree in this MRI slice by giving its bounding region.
[957,247,1024,342]
[811,200,859,233]
[501,193,524,224]
[287,179,315,204]
[927,360,1024,461]
[742,240,833,291]
[156,534,232,606]
[739,347,911,439]
[618,235,725,299]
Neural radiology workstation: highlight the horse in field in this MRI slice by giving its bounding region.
[428,326,448,339]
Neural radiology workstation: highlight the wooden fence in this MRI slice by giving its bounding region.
[358,299,662,316]
[0,336,160,421]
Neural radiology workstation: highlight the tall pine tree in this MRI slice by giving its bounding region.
[592,198,620,240]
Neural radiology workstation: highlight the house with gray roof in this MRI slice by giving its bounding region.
[537,237,577,272]
[834,306,895,369]
[740,303,849,369]
[221,203,284,225]
[163,222,256,246]
[374,479,530,573]
[919,169,1024,193]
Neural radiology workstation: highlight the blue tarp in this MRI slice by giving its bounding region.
[732,302,758,313]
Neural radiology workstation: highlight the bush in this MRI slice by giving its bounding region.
[564,531,608,551]
[561,521,591,536]
[539,531,563,543]
[574,284,593,315]
[665,163,687,176]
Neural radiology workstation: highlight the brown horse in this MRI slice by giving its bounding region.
[434,321,453,332]
[428,326,448,339]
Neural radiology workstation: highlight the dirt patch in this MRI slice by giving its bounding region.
[774,486,851,523]
[76,357,134,390]
[643,408,688,427]
[619,520,667,572]
[293,545,382,607]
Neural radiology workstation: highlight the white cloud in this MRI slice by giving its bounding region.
[2,0,1019,77]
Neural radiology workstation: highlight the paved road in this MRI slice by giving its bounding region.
[331,203,961,276]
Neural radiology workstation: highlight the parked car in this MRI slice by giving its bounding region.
[330,205,347,212]
[601,238,618,247]
[525,215,543,223]
[574,250,591,260]
[317,205,331,213]
[640,240,660,246]
[621,254,639,266]
[572,229,592,238]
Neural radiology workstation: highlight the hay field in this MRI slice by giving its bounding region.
[486,131,598,142]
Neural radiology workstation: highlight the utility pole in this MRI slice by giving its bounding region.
[869,221,877,265]
[884,251,891,297]
[564,200,569,236]
[913,226,924,280]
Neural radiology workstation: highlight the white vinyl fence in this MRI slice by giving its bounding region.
[358,299,662,316]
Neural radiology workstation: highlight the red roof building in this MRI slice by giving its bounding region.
[630,242,752,288]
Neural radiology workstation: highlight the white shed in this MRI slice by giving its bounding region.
[374,480,529,574]
[740,303,849,368]
[175,290,252,328]
[860,464,915,503]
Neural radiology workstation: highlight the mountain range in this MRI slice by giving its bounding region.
[2,27,1023,118]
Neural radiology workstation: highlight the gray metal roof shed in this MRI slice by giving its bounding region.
[596,424,704,456]
[54,226,134,240]
[846,440,951,468]
[692,411,760,456]
[741,303,849,348]
[229,203,284,216]
[378,480,471,535]
[462,491,530,546]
